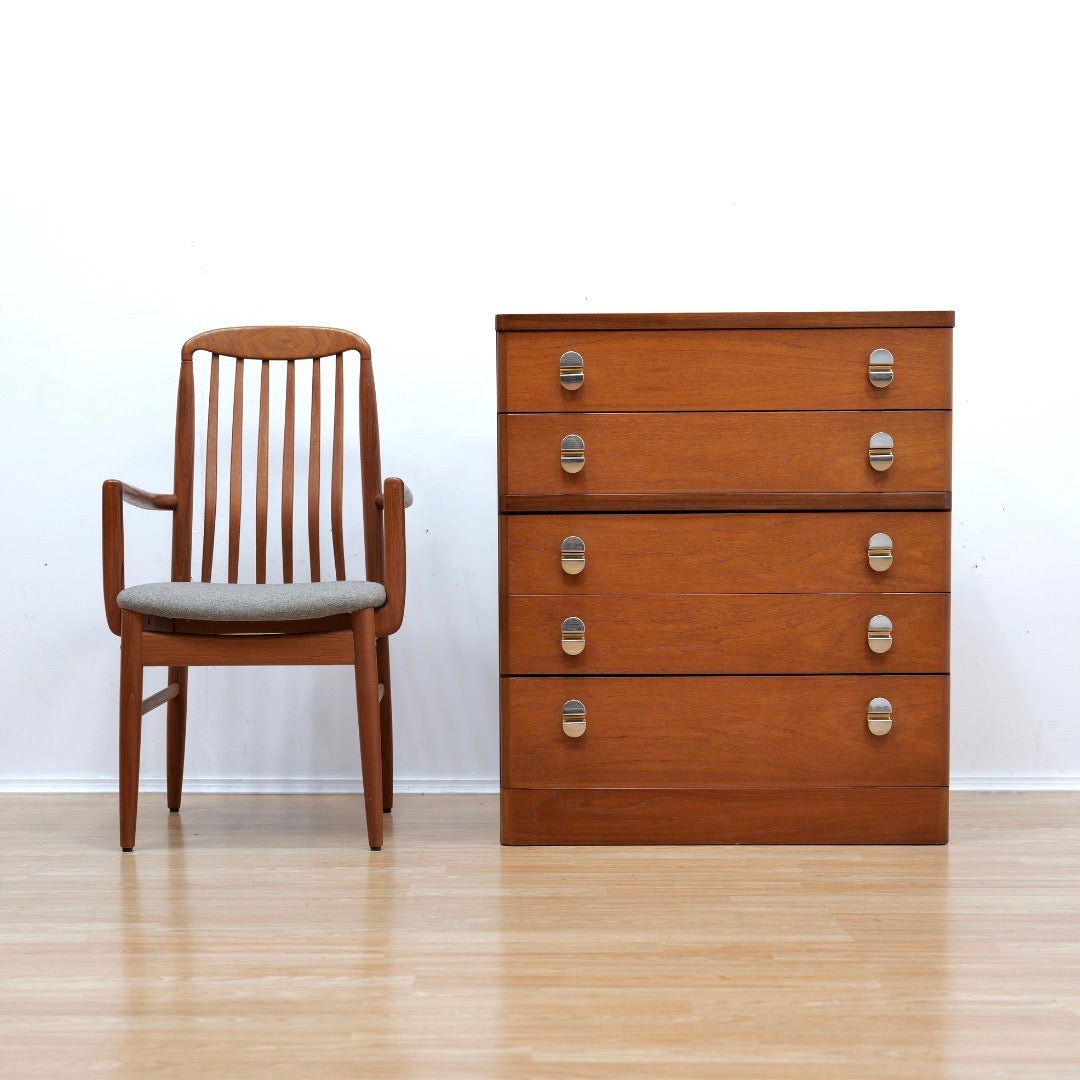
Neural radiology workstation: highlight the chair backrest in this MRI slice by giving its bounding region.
[173,327,383,587]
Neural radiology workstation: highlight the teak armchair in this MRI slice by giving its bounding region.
[102,327,410,851]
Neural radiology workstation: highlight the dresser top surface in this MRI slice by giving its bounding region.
[496,311,955,331]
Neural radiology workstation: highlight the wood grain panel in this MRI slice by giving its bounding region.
[182,325,369,362]
[505,511,950,595]
[500,491,952,511]
[500,329,951,412]
[501,411,951,496]
[141,629,354,667]
[496,311,956,331]
[500,786,949,844]
[503,593,950,675]
[501,675,949,788]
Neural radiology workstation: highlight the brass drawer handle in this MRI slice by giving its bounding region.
[867,697,893,735]
[560,434,585,473]
[561,699,587,737]
[559,350,584,390]
[868,532,894,572]
[560,535,585,575]
[868,348,894,388]
[561,616,586,655]
[867,614,893,654]
[868,431,894,472]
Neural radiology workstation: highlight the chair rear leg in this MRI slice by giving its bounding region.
[351,608,383,850]
[376,637,393,813]
[166,666,188,812]
[119,610,144,851]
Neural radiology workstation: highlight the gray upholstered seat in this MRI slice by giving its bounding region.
[117,580,386,621]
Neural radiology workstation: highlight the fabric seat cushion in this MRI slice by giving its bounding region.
[116,580,386,621]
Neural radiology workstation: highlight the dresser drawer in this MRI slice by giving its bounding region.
[504,512,950,595]
[500,328,951,412]
[502,594,950,675]
[501,411,951,497]
[502,675,948,788]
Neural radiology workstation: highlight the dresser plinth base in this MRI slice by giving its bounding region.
[501,787,948,846]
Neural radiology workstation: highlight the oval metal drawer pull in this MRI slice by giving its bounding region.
[560,535,585,574]
[559,350,584,390]
[868,431,894,472]
[561,616,586,655]
[867,614,894,654]
[867,697,893,735]
[561,699,587,737]
[868,348,894,388]
[560,434,585,473]
[867,532,894,571]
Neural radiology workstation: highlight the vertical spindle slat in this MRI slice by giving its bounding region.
[172,359,196,584]
[308,357,321,581]
[359,355,383,586]
[228,357,244,583]
[281,359,295,584]
[200,353,220,582]
[255,359,270,584]
[331,352,346,580]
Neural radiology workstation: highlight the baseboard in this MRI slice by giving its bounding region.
[0,777,501,794]
[949,776,1080,791]
[0,777,1076,794]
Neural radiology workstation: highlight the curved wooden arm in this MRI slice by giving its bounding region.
[117,484,178,511]
[102,480,177,636]
[373,478,407,637]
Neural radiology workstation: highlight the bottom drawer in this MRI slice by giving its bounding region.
[501,787,948,845]
[502,675,949,788]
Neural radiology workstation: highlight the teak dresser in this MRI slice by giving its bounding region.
[497,311,953,845]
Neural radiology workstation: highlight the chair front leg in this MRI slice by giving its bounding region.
[376,637,393,813]
[166,666,188,812]
[351,608,383,850]
[119,610,144,851]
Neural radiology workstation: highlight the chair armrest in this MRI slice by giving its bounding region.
[115,483,178,511]
[374,478,407,637]
[102,480,177,636]
[374,481,413,509]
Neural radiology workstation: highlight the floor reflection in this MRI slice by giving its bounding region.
[17,793,1065,1075]
[494,842,954,1072]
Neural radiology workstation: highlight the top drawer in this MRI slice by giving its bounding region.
[498,329,951,412]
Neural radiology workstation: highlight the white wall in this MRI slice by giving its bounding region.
[1,1,1077,790]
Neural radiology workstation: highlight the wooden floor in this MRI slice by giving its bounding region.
[1,794,1078,1078]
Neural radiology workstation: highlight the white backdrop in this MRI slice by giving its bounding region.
[1,1,1077,791]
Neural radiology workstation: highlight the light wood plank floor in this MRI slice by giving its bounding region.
[0,793,1077,1078]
